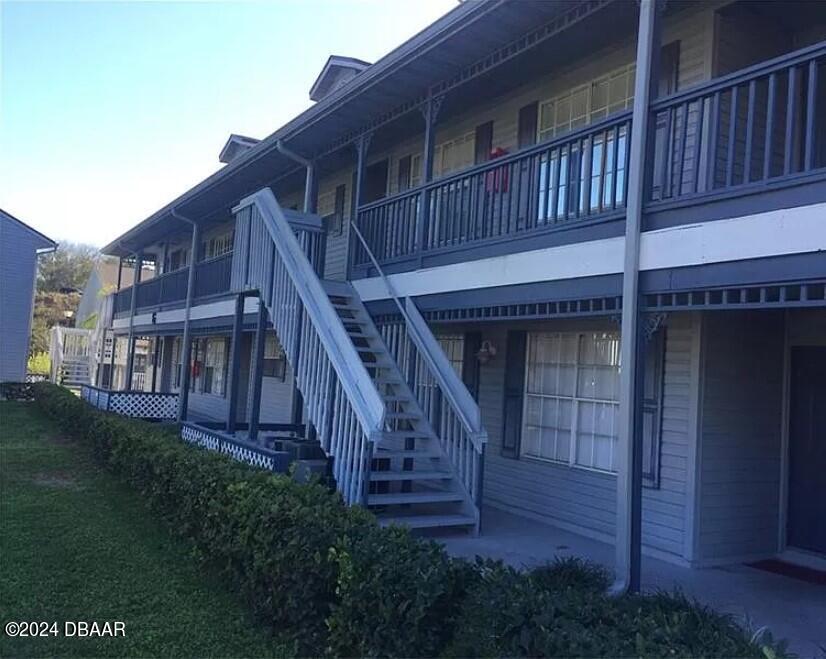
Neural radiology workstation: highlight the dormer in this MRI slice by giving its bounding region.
[219,133,260,165]
[309,55,370,102]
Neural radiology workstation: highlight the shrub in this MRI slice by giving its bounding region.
[327,525,476,657]
[31,383,784,658]
[27,351,50,375]
[0,382,35,401]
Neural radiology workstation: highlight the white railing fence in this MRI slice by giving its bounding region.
[232,189,386,505]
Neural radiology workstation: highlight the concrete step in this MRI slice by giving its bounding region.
[369,470,451,482]
[378,513,476,530]
[368,491,464,506]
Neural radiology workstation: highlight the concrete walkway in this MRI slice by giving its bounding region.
[438,507,826,658]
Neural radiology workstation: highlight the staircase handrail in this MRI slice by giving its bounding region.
[233,189,386,437]
[350,222,487,450]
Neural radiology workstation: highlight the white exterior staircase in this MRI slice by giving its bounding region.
[232,189,487,533]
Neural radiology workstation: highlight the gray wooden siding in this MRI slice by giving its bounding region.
[0,216,42,381]
[441,313,696,561]
[696,311,785,563]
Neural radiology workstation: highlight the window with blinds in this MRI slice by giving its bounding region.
[521,331,621,472]
[538,64,636,141]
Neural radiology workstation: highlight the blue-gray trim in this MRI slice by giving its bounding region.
[640,252,826,292]
[645,171,826,231]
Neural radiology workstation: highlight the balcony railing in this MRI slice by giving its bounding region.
[354,42,825,271]
[113,252,232,315]
[355,111,631,267]
[649,40,826,204]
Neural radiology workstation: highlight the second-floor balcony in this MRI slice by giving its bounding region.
[113,251,233,316]
[353,42,826,276]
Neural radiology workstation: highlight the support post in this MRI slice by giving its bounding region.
[177,220,201,422]
[611,0,661,596]
[249,300,267,441]
[416,94,443,254]
[124,251,143,390]
[116,257,123,290]
[303,161,318,214]
[226,293,245,433]
[347,132,372,281]
[108,334,117,388]
[151,335,160,392]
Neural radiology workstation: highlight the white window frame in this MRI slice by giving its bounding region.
[520,331,621,474]
[538,63,636,142]
[434,130,475,178]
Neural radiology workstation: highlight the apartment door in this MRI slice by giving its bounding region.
[363,159,389,204]
[787,346,826,555]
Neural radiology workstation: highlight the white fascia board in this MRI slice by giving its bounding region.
[354,202,826,302]
[111,296,260,330]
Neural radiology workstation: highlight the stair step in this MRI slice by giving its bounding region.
[383,394,413,402]
[378,513,477,529]
[368,491,464,505]
[374,448,437,458]
[382,430,431,439]
[370,470,451,482]
[385,412,418,420]
[355,346,381,354]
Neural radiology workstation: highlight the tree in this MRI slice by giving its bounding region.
[29,242,98,359]
[37,242,97,293]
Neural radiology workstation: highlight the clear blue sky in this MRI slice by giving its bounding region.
[0,0,455,247]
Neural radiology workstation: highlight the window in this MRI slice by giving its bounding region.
[202,337,228,396]
[522,331,620,472]
[434,131,475,177]
[538,64,635,141]
[520,329,664,481]
[202,230,234,259]
[438,335,464,377]
[262,332,286,380]
[172,337,183,389]
[320,184,347,236]
[168,247,188,272]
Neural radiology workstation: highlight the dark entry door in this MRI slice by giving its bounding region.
[363,159,389,204]
[788,346,826,555]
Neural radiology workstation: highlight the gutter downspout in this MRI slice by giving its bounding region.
[610,0,660,597]
[171,208,200,423]
[275,139,318,430]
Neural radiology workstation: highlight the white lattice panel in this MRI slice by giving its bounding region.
[108,392,178,419]
[220,442,275,470]
[181,424,281,472]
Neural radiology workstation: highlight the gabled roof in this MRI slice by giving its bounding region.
[0,208,57,251]
[219,133,261,164]
[309,55,371,102]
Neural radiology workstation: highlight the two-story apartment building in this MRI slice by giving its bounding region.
[87,0,826,590]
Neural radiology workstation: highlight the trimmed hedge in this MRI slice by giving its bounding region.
[32,383,782,658]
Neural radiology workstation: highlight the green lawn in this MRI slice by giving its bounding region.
[0,401,288,658]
